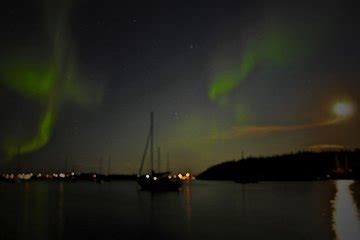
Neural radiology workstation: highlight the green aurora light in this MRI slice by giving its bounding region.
[0,1,102,159]
[209,29,306,104]
[5,103,56,157]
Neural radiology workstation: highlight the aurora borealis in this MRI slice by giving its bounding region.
[0,0,359,174]
[1,1,102,158]
[209,29,305,105]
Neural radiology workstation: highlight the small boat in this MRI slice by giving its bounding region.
[137,112,183,191]
[137,171,183,191]
[234,157,259,184]
[234,175,259,184]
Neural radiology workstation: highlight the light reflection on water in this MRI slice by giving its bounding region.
[57,183,64,240]
[1,180,359,239]
[332,180,360,240]
[184,182,192,236]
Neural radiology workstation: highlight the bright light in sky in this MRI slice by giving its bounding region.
[333,102,354,118]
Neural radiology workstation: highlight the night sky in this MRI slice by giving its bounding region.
[0,0,359,174]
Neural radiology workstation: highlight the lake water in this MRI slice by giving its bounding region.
[0,180,359,240]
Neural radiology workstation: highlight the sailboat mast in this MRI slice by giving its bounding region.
[157,147,161,172]
[107,156,111,176]
[150,112,154,173]
[99,158,103,174]
[16,145,21,174]
[166,152,170,172]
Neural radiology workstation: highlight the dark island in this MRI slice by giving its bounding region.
[197,150,360,182]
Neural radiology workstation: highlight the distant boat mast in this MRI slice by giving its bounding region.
[107,156,111,176]
[138,112,155,175]
[16,145,21,174]
[157,146,161,172]
[150,112,154,173]
[99,158,103,174]
[166,152,170,172]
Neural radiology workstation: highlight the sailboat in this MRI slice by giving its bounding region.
[137,112,183,191]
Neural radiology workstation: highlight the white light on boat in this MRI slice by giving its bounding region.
[153,177,157,180]
[23,174,32,180]
[59,173,65,178]
[145,174,150,179]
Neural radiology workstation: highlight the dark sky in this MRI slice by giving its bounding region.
[0,0,359,174]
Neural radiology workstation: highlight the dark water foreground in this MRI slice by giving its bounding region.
[0,180,359,240]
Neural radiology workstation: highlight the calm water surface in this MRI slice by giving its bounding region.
[0,180,359,240]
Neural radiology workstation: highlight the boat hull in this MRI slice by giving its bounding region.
[137,178,183,191]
